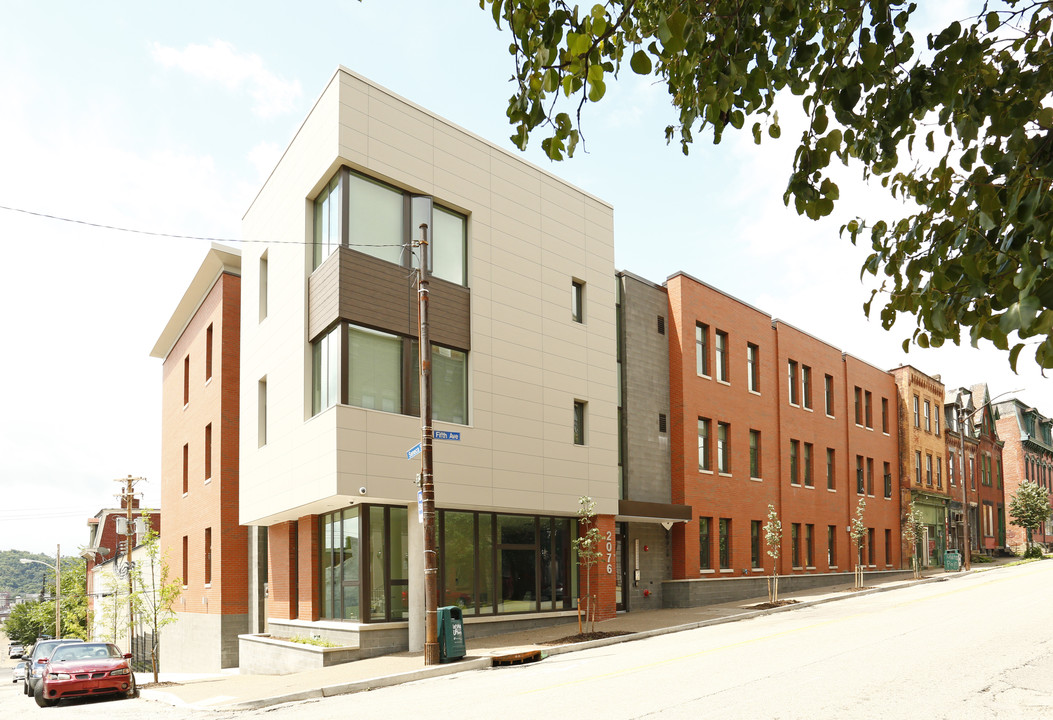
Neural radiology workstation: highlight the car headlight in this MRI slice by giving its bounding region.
[109,668,131,676]
[51,673,72,680]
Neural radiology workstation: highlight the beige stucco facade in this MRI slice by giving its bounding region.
[239,66,618,534]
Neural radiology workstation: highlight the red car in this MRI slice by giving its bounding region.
[34,642,137,707]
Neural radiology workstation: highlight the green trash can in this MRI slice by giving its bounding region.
[438,605,466,662]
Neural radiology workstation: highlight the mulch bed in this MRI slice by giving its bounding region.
[539,631,634,646]
[748,599,801,609]
[139,681,181,688]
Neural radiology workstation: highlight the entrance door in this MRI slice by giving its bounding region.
[615,524,626,611]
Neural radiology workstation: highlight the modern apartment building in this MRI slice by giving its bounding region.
[151,244,246,671]
[994,397,1051,551]
[238,67,618,653]
[891,366,949,567]
[662,272,901,602]
[945,385,1006,556]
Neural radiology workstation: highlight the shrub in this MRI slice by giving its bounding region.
[1023,546,1044,560]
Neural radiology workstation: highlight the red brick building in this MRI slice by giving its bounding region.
[666,273,901,584]
[994,397,1052,551]
[151,245,245,671]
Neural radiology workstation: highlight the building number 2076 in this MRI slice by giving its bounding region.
[606,530,614,575]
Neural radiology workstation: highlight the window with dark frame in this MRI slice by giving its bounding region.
[827,525,837,567]
[657,315,665,335]
[791,523,801,567]
[184,355,190,406]
[182,443,189,495]
[805,524,814,567]
[573,401,586,445]
[750,429,761,478]
[881,397,889,433]
[884,461,892,498]
[204,423,212,481]
[856,455,865,494]
[827,448,835,490]
[182,535,188,586]
[205,324,213,381]
[802,365,812,409]
[867,457,874,495]
[825,374,834,416]
[696,323,709,376]
[572,280,585,323]
[864,391,873,428]
[659,413,667,434]
[804,442,814,487]
[699,517,712,570]
[204,527,212,585]
[751,520,761,568]
[788,360,800,405]
[718,518,731,569]
[715,330,729,382]
[698,418,712,471]
[747,343,760,393]
[915,451,922,484]
[855,387,863,425]
[717,422,731,473]
[790,439,800,484]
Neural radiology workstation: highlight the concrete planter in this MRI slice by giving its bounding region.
[238,633,361,675]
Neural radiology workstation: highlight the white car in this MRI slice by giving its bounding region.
[12,661,27,683]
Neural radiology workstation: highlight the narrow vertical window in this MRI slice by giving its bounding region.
[885,529,892,565]
[790,440,800,484]
[259,251,269,322]
[718,518,731,569]
[802,365,812,409]
[926,453,933,486]
[884,461,893,498]
[184,355,190,406]
[573,400,586,445]
[204,423,212,481]
[804,443,814,487]
[937,457,943,488]
[867,528,875,566]
[182,535,188,586]
[182,443,189,495]
[924,400,931,432]
[867,457,874,495]
[827,448,835,490]
[258,377,268,448]
[913,395,920,427]
[751,520,761,568]
[805,524,814,567]
[699,517,712,570]
[854,387,863,425]
[864,391,873,428]
[204,527,212,585]
[788,360,799,405]
[749,429,761,478]
[658,413,667,434]
[717,422,730,473]
[825,374,834,416]
[791,523,801,567]
[935,412,941,436]
[949,452,956,485]
[915,450,922,484]
[856,455,865,494]
[657,315,665,335]
[205,324,214,381]
[696,323,709,376]
[881,397,889,433]
[698,418,712,471]
[571,280,584,323]
[715,330,729,382]
[747,343,759,393]
[827,525,837,567]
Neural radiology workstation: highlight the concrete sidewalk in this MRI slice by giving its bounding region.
[139,559,1020,711]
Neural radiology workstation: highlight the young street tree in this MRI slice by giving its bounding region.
[850,497,868,589]
[481,1,1053,369]
[1009,479,1052,556]
[130,525,182,683]
[902,500,924,578]
[764,504,783,603]
[572,496,603,634]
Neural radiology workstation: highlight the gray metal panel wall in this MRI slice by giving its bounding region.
[619,273,671,503]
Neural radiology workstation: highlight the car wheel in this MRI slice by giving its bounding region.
[34,682,55,708]
[125,676,139,700]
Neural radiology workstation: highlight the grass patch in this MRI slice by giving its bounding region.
[286,635,341,648]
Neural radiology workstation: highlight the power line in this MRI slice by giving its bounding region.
[0,203,407,248]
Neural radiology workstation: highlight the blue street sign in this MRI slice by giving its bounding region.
[406,442,422,460]
[434,430,461,441]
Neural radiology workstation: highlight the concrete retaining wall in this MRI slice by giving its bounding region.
[662,569,919,607]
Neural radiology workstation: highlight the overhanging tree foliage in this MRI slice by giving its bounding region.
[481,0,1053,369]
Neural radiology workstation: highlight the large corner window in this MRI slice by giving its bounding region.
[313,322,468,424]
[312,168,467,287]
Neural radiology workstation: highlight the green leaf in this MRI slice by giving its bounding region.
[1009,343,1024,372]
[630,49,652,75]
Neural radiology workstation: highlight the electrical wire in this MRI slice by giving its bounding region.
[0,203,408,248]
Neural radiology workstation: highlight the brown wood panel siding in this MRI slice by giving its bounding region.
[308,246,471,349]
[307,251,341,340]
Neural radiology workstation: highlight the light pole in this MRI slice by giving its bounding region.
[20,544,61,638]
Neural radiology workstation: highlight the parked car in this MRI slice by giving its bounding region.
[34,642,137,707]
[12,661,27,683]
[22,638,83,698]
[9,643,24,658]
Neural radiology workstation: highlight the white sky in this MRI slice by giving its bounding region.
[0,1,1047,555]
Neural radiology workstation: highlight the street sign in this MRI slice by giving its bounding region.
[417,489,424,525]
[434,430,461,441]
[407,442,422,460]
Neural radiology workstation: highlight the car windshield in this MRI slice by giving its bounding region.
[51,644,121,662]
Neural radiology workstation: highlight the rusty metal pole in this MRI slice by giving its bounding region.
[959,405,971,571]
[417,223,439,665]
[126,476,136,653]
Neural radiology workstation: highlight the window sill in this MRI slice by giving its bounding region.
[204,583,212,589]
[829,565,838,570]
[826,413,835,420]
[883,431,890,437]
[792,566,803,571]
[748,389,761,396]
[717,379,731,387]
[700,569,715,574]
[183,403,189,411]
[803,406,814,413]
[804,484,815,490]
[749,476,763,482]
[204,477,212,485]
[205,377,213,388]
[751,568,764,573]
[855,423,864,429]
[790,482,801,487]
[827,488,836,493]
[718,472,733,478]
[698,373,711,380]
[789,402,800,409]
[718,569,735,574]
[182,492,189,498]
[806,566,816,570]
[699,469,714,475]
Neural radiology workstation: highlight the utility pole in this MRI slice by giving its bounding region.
[116,475,142,655]
[957,403,971,571]
[416,221,439,666]
[55,544,61,638]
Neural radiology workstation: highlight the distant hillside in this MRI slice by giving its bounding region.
[0,549,65,598]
